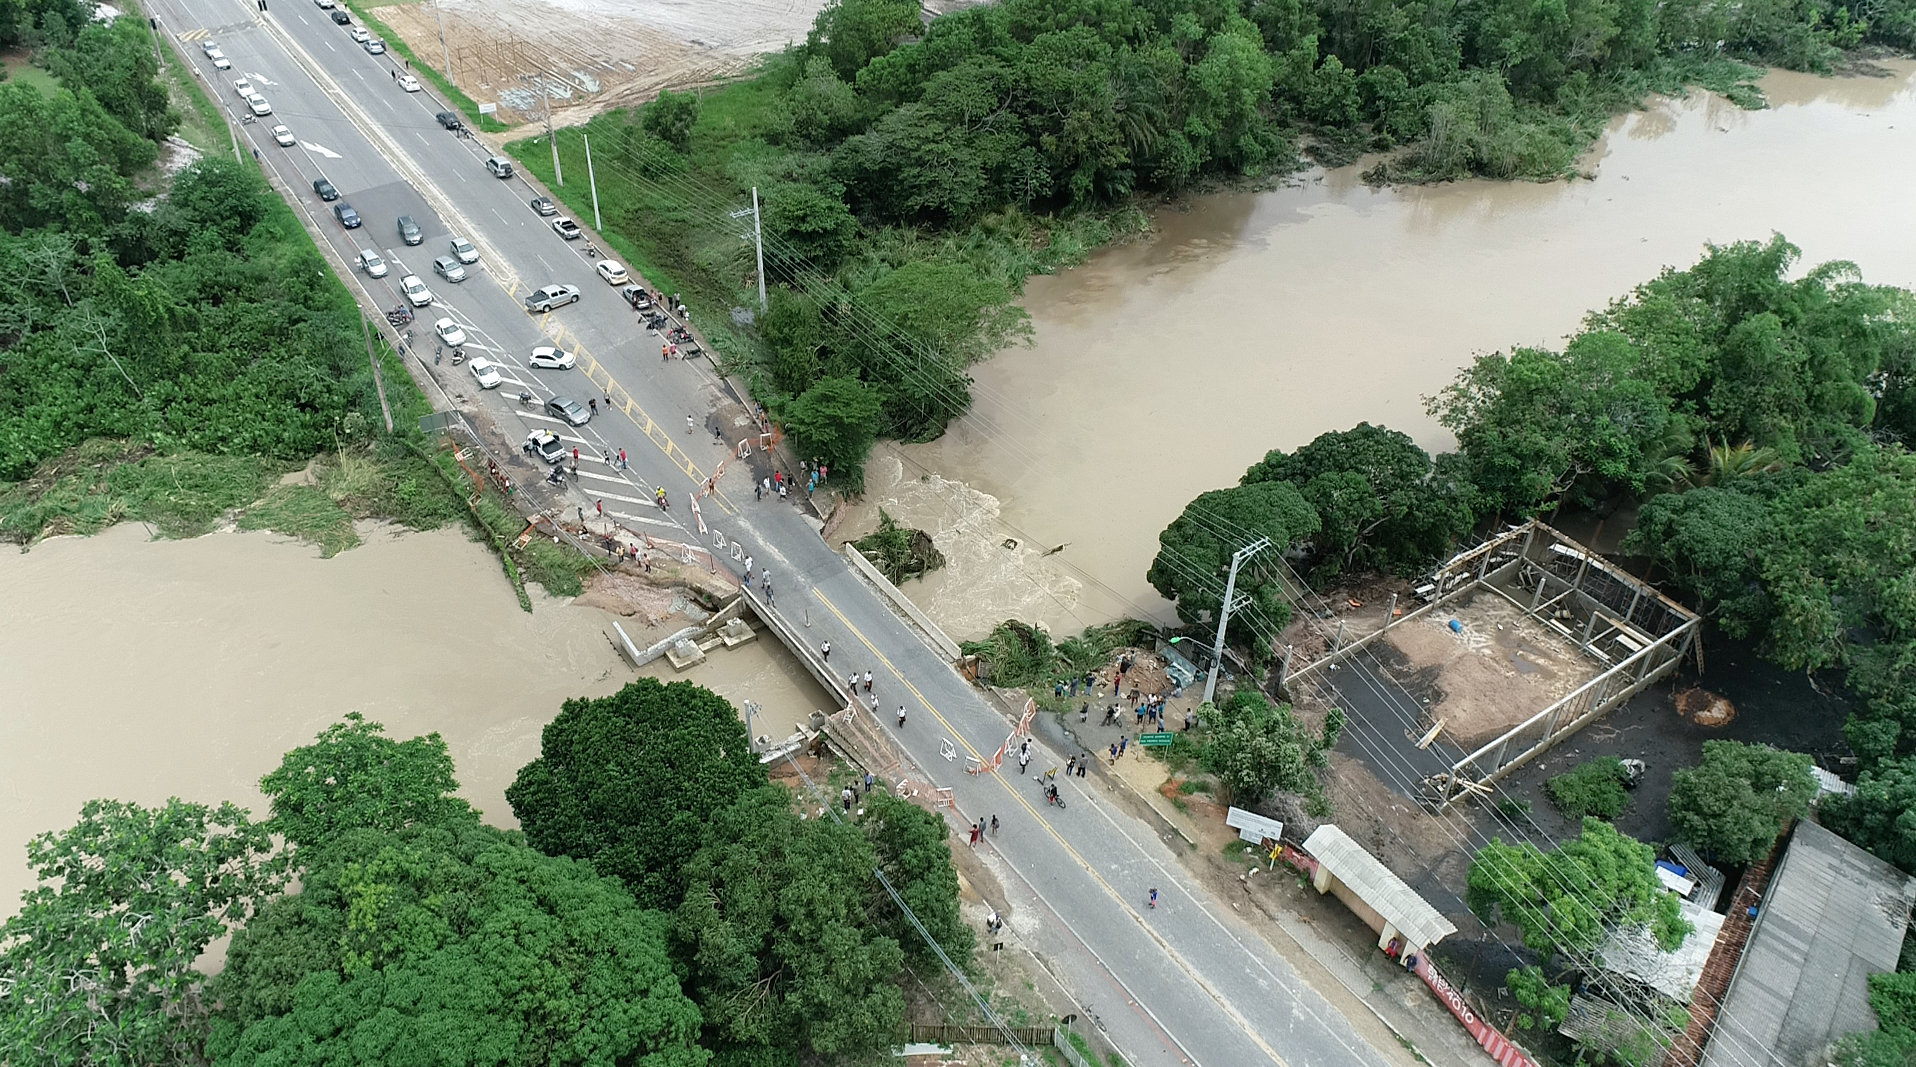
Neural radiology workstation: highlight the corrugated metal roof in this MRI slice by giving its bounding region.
[1599,896,1725,1002]
[1304,824,1457,949]
[1701,821,1916,1067]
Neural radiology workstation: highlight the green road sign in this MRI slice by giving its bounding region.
[1138,732,1175,747]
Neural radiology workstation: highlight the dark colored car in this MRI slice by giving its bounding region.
[329,9,350,23]
[529,196,557,217]
[313,177,338,201]
[435,111,463,131]
[333,203,361,228]
[545,396,590,426]
[397,215,422,245]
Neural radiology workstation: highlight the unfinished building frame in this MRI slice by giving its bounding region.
[1289,520,1699,812]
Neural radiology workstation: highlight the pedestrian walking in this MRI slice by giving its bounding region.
[847,672,858,693]
[968,823,980,846]
[744,555,754,581]
[863,771,874,795]
[1018,750,1030,774]
[662,342,671,361]
[842,786,853,813]
[1149,887,1159,909]
[778,483,788,500]
[989,815,999,836]
[605,395,613,411]
[1119,735,1128,756]
[1080,703,1089,724]
[686,415,694,433]
[863,670,873,693]
[577,506,585,525]
[897,705,907,727]
[572,447,580,464]
[588,398,597,415]
[1066,755,1077,776]
[1076,760,1086,779]
[755,480,763,500]
[761,571,771,593]
[1108,743,1118,763]
[618,448,627,469]
[820,641,831,662]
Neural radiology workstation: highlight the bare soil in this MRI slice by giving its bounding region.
[1369,589,1602,749]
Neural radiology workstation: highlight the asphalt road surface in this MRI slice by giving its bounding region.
[149,4,1423,1064]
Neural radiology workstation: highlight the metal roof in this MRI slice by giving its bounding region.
[1303,824,1457,949]
[1701,821,1916,1067]
[1598,895,1725,1001]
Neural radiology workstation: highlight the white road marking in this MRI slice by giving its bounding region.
[593,491,657,507]
[301,141,341,158]
[574,470,630,484]
[517,411,565,424]
[611,512,678,528]
[245,71,278,86]
[536,255,554,273]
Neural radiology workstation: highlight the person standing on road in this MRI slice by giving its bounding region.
[755,480,763,501]
[744,556,754,582]
[589,398,597,415]
[1018,750,1029,775]
[686,415,695,433]
[863,670,873,693]
[989,815,999,836]
[897,705,907,727]
[1149,888,1159,909]
[1066,755,1076,777]
[820,641,831,662]
[778,483,788,500]
[618,448,627,469]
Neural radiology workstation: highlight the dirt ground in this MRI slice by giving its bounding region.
[371,0,985,128]
[1363,588,1602,749]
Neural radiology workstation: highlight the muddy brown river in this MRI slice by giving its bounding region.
[6,62,1914,912]
[0,524,832,913]
[851,61,1916,640]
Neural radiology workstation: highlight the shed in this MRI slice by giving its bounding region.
[1303,824,1457,956]
[1699,821,1916,1067]
[1597,896,1725,1002]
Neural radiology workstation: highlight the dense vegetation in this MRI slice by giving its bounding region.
[520,0,1914,481]
[0,691,974,1066]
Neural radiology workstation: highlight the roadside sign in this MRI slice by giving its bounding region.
[1226,806,1284,844]
[1138,732,1175,747]
[478,102,497,115]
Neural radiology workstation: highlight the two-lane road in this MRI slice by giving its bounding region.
[152,4,1431,1066]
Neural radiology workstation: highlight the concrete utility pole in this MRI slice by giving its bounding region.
[545,82,561,186]
[584,133,601,230]
[731,190,767,310]
[1204,537,1271,705]
[432,0,450,80]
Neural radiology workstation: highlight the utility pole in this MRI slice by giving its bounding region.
[584,133,601,230]
[432,0,451,80]
[1204,537,1271,706]
[730,187,767,311]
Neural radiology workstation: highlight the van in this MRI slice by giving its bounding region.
[485,156,513,178]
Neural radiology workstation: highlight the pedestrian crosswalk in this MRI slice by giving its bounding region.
[177,28,210,41]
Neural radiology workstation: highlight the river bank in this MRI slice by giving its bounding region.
[836,59,1916,641]
[0,523,834,915]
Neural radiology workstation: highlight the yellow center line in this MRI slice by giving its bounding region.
[810,588,1294,1067]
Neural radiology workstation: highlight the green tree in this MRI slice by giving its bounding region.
[1240,422,1473,580]
[507,679,766,909]
[1819,757,1916,873]
[1546,756,1630,820]
[1199,691,1345,811]
[782,375,885,485]
[259,713,474,851]
[805,0,922,80]
[639,88,700,152]
[207,822,707,1067]
[1468,817,1690,959]
[43,18,177,141]
[674,787,906,1061]
[0,799,283,1067]
[859,792,973,969]
[1146,481,1320,646]
[1667,740,1816,864]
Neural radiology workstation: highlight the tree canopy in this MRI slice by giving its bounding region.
[506,679,767,909]
[1199,691,1344,812]
[260,712,474,850]
[673,787,906,1062]
[0,798,282,1067]
[1666,740,1816,864]
[1468,818,1690,960]
[1146,480,1319,645]
[207,821,707,1067]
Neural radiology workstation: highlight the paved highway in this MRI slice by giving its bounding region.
[150,4,1427,1065]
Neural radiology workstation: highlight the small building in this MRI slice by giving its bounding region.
[1302,824,1456,958]
[1699,820,1916,1067]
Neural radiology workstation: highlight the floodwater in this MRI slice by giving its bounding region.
[0,523,833,914]
[851,60,1916,640]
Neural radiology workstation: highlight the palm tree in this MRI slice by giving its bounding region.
[1670,438,1784,490]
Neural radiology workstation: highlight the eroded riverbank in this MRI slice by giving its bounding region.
[841,61,1916,639]
[0,523,833,913]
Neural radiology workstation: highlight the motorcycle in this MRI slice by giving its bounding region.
[667,325,693,344]
[517,391,535,407]
[654,489,670,511]
[450,348,465,366]
[385,304,413,327]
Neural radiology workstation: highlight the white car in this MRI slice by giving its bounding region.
[399,275,434,307]
[357,250,388,277]
[271,124,295,147]
[233,77,254,98]
[201,41,219,56]
[434,317,468,347]
[526,346,576,370]
[449,236,479,264]
[348,26,370,42]
[594,260,628,286]
[397,74,421,93]
[314,0,334,8]
[247,94,272,116]
[468,358,503,390]
[205,47,231,70]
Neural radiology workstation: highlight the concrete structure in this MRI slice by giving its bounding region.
[1699,821,1916,1067]
[1303,825,1456,957]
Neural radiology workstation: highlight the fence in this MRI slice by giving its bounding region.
[907,1023,1054,1045]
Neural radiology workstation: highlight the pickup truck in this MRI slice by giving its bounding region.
[523,284,580,313]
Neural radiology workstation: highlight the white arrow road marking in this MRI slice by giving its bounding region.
[301,141,342,158]
[246,71,279,85]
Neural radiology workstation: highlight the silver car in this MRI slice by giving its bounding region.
[356,250,388,278]
[432,256,466,282]
[449,237,479,264]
